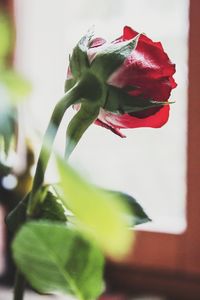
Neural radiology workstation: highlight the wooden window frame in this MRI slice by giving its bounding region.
[106,1,200,299]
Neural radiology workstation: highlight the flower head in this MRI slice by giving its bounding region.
[66,26,177,137]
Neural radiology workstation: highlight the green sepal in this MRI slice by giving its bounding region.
[64,77,76,93]
[70,29,94,78]
[101,189,151,226]
[90,35,139,81]
[12,221,105,300]
[104,85,170,114]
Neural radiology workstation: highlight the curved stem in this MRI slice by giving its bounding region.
[13,73,102,300]
[65,102,100,159]
[27,83,81,216]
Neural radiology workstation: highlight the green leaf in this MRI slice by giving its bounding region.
[12,221,104,300]
[37,191,67,222]
[102,190,151,226]
[6,189,67,232]
[70,29,94,78]
[56,156,133,259]
[91,35,139,80]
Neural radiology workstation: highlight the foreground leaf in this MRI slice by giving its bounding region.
[56,156,133,259]
[12,221,104,300]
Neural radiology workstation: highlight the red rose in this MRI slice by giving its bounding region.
[67,26,177,138]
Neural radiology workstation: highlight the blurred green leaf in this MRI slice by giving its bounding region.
[0,91,16,155]
[102,190,151,226]
[1,69,31,104]
[0,13,12,59]
[0,70,30,155]
[56,156,133,259]
[12,221,104,300]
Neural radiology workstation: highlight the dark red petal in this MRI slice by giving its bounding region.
[129,106,162,119]
[113,26,139,43]
[123,26,139,40]
[97,105,170,131]
[108,33,177,101]
[169,76,177,89]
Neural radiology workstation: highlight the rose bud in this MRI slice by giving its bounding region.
[65,26,177,155]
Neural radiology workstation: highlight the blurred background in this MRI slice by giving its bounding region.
[15,0,189,233]
[1,0,200,299]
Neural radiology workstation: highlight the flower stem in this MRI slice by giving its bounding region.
[12,85,79,300]
[65,102,100,159]
[27,82,81,216]
[13,73,102,300]
[13,85,81,300]
[13,270,25,300]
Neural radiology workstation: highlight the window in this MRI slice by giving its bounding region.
[15,0,188,234]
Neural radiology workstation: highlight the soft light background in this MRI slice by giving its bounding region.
[14,0,189,233]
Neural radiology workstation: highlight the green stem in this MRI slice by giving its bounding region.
[13,73,102,300]
[65,102,100,159]
[13,84,81,300]
[13,270,25,300]
[27,82,81,216]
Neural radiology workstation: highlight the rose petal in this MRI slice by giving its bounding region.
[108,26,177,101]
[88,38,108,64]
[113,26,138,43]
[89,37,106,48]
[67,67,73,79]
[97,105,170,132]
[95,119,126,138]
